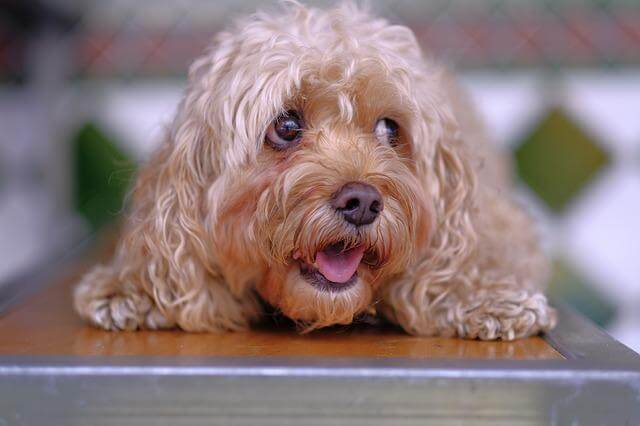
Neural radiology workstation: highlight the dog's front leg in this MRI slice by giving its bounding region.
[380,271,557,341]
[74,264,175,331]
[74,260,261,332]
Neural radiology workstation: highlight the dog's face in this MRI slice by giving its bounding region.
[192,5,459,330]
[252,73,432,329]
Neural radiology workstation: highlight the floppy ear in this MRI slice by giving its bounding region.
[377,69,479,333]
[75,37,261,331]
[411,70,478,282]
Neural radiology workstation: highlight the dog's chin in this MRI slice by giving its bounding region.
[258,243,377,329]
[277,265,374,328]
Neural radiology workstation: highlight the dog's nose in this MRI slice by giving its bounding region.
[331,182,383,226]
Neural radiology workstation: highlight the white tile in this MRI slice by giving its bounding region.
[97,81,184,160]
[608,308,640,354]
[513,183,562,256]
[0,187,84,282]
[564,71,640,160]
[564,166,640,303]
[460,72,544,149]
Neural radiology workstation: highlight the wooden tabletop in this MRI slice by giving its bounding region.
[0,235,561,360]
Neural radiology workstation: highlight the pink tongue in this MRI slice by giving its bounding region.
[316,245,365,284]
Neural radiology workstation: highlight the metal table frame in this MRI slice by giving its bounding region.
[1,237,639,425]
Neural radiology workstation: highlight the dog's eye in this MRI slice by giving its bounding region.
[265,110,304,150]
[374,118,400,147]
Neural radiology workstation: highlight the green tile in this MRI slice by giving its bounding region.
[515,108,609,212]
[72,122,136,230]
[548,257,616,328]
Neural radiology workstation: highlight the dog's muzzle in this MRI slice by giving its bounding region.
[331,182,383,226]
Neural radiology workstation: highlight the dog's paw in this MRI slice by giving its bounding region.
[144,306,175,329]
[74,265,175,331]
[80,291,174,331]
[456,291,557,341]
[83,294,148,331]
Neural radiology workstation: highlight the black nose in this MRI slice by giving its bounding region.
[331,182,383,226]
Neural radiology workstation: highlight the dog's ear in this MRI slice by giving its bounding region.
[412,70,478,280]
[115,121,223,328]
[122,44,226,275]
[109,41,260,330]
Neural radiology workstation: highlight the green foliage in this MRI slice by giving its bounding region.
[72,122,136,230]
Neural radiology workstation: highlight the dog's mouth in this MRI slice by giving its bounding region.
[295,242,375,292]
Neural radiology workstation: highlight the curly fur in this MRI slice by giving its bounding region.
[74,2,556,340]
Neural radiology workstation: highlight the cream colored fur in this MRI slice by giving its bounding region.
[74,2,556,340]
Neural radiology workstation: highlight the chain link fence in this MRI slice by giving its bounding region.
[3,1,640,83]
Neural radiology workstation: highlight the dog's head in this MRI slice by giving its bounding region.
[160,3,474,330]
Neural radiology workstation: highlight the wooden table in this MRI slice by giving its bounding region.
[1,233,639,425]
[0,249,560,360]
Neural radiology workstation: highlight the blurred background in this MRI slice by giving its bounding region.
[0,0,638,350]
